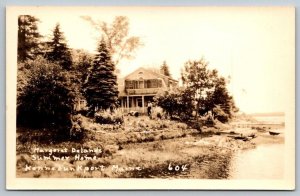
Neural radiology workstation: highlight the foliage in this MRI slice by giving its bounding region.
[154,88,193,121]
[70,114,87,141]
[181,57,237,122]
[72,49,94,80]
[212,105,228,123]
[95,110,124,125]
[209,78,238,122]
[18,15,42,62]
[71,49,94,102]
[81,15,142,65]
[181,58,214,117]
[17,61,31,98]
[83,39,119,114]
[150,106,165,120]
[45,23,73,70]
[17,57,75,136]
[160,61,171,77]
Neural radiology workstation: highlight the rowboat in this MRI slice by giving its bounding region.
[232,136,250,141]
[269,131,280,136]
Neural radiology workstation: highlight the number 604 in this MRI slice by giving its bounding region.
[168,163,188,172]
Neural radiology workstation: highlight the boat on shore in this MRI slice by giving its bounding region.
[269,131,280,136]
[234,136,249,141]
[227,135,253,141]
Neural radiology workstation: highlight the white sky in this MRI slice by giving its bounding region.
[29,7,294,114]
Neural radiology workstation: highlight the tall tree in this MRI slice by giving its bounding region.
[81,16,142,66]
[71,49,94,83]
[70,49,94,106]
[181,58,213,117]
[83,39,119,114]
[205,76,238,122]
[181,57,237,122]
[46,23,72,70]
[160,61,171,77]
[18,15,42,62]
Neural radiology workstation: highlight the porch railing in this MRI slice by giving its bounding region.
[126,88,165,95]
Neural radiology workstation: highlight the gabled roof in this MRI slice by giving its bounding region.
[124,67,178,82]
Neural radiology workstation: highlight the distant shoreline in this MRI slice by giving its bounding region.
[247,112,285,117]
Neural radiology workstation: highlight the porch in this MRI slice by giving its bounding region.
[119,95,154,114]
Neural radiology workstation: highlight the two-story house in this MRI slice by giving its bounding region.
[118,67,178,114]
[75,67,178,113]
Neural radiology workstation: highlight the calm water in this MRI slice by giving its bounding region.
[229,143,284,179]
[253,116,285,124]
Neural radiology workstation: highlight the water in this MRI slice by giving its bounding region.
[252,115,285,124]
[229,144,284,179]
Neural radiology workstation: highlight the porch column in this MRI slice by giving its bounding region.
[131,97,134,110]
[127,96,129,113]
[142,95,145,114]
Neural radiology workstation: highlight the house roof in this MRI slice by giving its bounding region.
[124,67,178,82]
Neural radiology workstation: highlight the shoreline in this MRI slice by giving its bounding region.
[16,115,285,178]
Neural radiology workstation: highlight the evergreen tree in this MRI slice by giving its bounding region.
[46,23,72,70]
[83,39,119,114]
[18,15,42,62]
[160,61,171,77]
[205,76,238,122]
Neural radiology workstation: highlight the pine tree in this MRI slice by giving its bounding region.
[46,23,72,70]
[18,15,42,62]
[160,61,171,77]
[206,77,238,122]
[83,39,119,113]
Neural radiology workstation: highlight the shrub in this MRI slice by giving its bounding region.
[154,88,193,121]
[70,114,86,141]
[151,107,165,119]
[128,111,139,117]
[212,105,230,123]
[95,109,124,124]
[17,57,75,138]
[176,122,188,130]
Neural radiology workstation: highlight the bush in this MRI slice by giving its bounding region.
[154,88,193,121]
[95,109,124,124]
[128,111,139,117]
[201,113,215,127]
[151,107,165,119]
[70,114,86,141]
[17,57,75,137]
[212,105,229,123]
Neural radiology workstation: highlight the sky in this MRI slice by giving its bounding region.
[26,7,294,114]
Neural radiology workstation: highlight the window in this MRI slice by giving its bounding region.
[125,80,133,89]
[126,79,163,89]
[138,80,144,88]
[143,79,163,88]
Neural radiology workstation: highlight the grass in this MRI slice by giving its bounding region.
[16,114,283,178]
